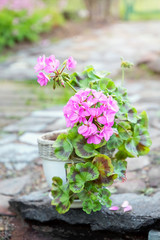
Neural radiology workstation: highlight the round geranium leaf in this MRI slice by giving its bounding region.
[67,162,99,193]
[53,133,73,161]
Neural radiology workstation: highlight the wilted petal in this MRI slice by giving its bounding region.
[124,205,132,212]
[109,206,119,211]
[121,201,129,208]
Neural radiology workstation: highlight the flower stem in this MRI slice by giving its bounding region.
[66,81,77,93]
[60,65,66,74]
[94,120,103,130]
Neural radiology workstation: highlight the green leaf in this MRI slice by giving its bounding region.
[97,188,112,207]
[127,107,137,123]
[77,183,101,214]
[112,160,127,180]
[98,144,115,158]
[93,154,113,177]
[53,133,73,161]
[138,111,149,128]
[99,78,108,90]
[93,138,107,149]
[83,65,100,80]
[117,122,132,140]
[95,173,118,186]
[106,80,116,92]
[114,86,128,104]
[93,154,118,186]
[67,126,78,141]
[67,162,99,193]
[99,78,116,92]
[107,134,123,150]
[52,176,63,190]
[99,78,110,90]
[82,199,101,214]
[118,102,137,123]
[73,135,98,158]
[125,138,138,157]
[115,150,128,160]
[125,123,152,157]
[133,125,152,155]
[51,177,71,214]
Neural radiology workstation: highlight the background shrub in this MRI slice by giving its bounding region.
[0,0,64,50]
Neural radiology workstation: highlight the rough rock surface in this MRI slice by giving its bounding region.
[9,190,160,233]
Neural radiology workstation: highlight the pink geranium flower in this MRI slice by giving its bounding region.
[78,117,97,137]
[34,55,46,72]
[63,89,119,145]
[107,96,119,112]
[44,55,60,73]
[66,56,77,70]
[87,133,102,144]
[100,126,113,141]
[97,109,115,126]
[37,72,49,86]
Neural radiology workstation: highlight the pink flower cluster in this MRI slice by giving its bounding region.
[0,0,44,12]
[34,55,77,86]
[63,89,119,144]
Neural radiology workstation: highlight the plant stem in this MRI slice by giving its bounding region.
[66,81,77,93]
[60,66,66,74]
[121,67,125,87]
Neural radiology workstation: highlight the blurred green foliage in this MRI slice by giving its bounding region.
[0,0,160,51]
[120,0,160,20]
[0,8,64,50]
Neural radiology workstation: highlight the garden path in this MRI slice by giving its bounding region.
[0,21,160,81]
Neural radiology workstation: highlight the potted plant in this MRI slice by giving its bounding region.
[36,55,152,214]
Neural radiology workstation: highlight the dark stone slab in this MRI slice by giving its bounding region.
[9,190,160,233]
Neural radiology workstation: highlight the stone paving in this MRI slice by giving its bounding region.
[0,20,160,238]
[0,21,160,81]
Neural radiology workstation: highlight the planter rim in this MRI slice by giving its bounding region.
[37,129,67,161]
[37,129,67,145]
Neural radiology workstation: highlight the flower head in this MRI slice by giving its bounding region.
[63,89,119,144]
[66,56,77,71]
[37,72,49,86]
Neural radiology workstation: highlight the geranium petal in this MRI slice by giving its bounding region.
[109,206,119,211]
[121,201,129,208]
[124,205,132,212]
